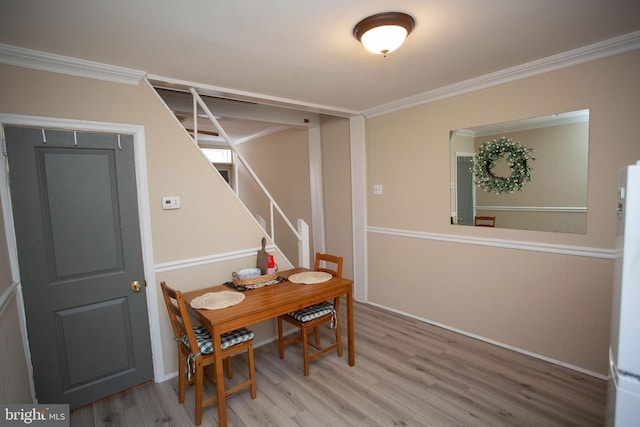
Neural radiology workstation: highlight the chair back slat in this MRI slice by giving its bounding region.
[161,281,199,355]
[474,216,496,227]
[314,252,343,278]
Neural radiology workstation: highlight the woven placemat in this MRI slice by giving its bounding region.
[190,291,245,310]
[288,271,333,284]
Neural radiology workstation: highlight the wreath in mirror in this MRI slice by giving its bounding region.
[472,137,535,194]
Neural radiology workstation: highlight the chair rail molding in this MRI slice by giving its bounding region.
[363,30,640,118]
[367,226,615,259]
[154,245,278,273]
[475,205,587,213]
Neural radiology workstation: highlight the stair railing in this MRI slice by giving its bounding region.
[189,88,310,268]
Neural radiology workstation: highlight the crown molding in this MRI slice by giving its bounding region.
[2,30,639,117]
[0,43,146,85]
[363,30,640,118]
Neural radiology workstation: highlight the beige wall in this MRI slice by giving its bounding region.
[236,128,313,266]
[366,49,640,375]
[0,202,32,403]
[2,47,637,391]
[475,122,588,232]
[0,65,267,262]
[235,117,355,275]
[450,121,589,233]
[0,84,36,402]
[0,62,353,384]
[320,115,354,279]
[476,122,589,208]
[0,301,33,403]
[0,202,11,294]
[0,64,282,380]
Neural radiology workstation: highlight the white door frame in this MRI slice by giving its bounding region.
[350,115,367,303]
[0,114,164,384]
[308,126,325,258]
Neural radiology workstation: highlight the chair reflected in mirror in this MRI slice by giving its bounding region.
[474,216,496,227]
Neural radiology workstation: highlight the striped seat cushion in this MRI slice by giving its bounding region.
[288,301,335,323]
[181,326,254,354]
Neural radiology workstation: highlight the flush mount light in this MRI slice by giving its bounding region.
[353,12,416,56]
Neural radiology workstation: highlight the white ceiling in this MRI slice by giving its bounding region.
[1,0,640,116]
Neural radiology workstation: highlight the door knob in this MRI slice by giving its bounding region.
[131,281,142,292]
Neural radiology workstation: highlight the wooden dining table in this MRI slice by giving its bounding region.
[181,267,355,427]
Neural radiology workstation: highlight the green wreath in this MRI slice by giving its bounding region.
[472,137,535,194]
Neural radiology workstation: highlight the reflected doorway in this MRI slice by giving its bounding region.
[456,154,474,226]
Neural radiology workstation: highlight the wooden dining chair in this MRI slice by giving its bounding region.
[277,253,344,376]
[160,282,256,426]
[474,215,496,227]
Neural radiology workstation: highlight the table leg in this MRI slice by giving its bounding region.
[347,289,355,366]
[212,327,227,427]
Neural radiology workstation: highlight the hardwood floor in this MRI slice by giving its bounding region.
[71,302,606,426]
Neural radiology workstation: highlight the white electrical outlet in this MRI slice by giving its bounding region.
[162,196,181,210]
[373,184,383,195]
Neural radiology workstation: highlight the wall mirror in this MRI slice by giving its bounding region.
[450,109,589,233]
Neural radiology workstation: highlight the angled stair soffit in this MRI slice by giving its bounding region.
[153,87,319,145]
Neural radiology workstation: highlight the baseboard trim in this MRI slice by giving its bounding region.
[366,301,607,381]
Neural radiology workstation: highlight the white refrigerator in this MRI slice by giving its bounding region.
[607,161,640,426]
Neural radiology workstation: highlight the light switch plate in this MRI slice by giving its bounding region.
[162,196,181,210]
[373,184,383,195]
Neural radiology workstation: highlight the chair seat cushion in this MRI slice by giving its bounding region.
[182,327,254,354]
[288,301,335,323]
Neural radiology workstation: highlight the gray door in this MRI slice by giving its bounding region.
[5,126,153,408]
[456,155,474,226]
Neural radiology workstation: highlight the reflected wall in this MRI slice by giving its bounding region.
[450,110,589,233]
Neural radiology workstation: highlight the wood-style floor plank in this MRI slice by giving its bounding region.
[70,302,606,426]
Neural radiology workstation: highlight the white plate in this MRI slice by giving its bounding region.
[288,271,333,284]
[235,267,262,279]
[190,291,245,310]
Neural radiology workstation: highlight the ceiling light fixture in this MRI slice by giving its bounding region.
[353,12,416,57]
